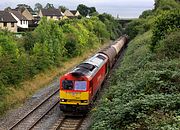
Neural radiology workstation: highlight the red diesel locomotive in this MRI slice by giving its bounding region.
[59,36,128,113]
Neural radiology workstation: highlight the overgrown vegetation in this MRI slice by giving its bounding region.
[91,0,180,129]
[0,15,121,114]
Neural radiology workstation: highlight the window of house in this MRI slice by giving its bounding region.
[11,23,14,27]
[3,22,7,27]
[21,20,22,24]
[50,16,53,18]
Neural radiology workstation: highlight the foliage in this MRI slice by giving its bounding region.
[151,10,180,51]
[98,13,122,40]
[44,3,54,9]
[90,30,180,129]
[34,3,43,13]
[77,4,97,16]
[154,0,180,11]
[155,30,180,59]
[59,6,68,13]
[125,19,150,39]
[34,18,65,66]
[91,1,180,129]
[139,9,153,19]
[91,0,180,130]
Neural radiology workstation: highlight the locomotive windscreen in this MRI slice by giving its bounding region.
[62,80,73,90]
[74,81,87,91]
[62,80,87,91]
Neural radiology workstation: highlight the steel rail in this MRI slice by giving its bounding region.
[54,116,85,130]
[28,99,59,130]
[8,88,59,130]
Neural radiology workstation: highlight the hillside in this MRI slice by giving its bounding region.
[90,0,180,129]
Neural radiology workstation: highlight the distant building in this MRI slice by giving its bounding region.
[11,8,38,28]
[38,8,63,20]
[10,10,28,29]
[70,10,80,17]
[64,10,80,18]
[0,11,17,32]
[14,8,34,21]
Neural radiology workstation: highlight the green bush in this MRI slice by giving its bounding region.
[90,30,180,129]
[155,30,180,59]
[154,0,180,11]
[98,13,122,40]
[91,2,180,129]
[125,19,150,39]
[151,10,180,51]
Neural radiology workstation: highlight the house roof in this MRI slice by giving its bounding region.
[0,11,17,23]
[10,10,28,20]
[70,10,78,15]
[41,9,62,16]
[15,6,34,14]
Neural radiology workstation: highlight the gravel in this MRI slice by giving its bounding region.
[0,80,60,130]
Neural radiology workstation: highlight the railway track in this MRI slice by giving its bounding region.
[8,88,60,130]
[52,116,85,130]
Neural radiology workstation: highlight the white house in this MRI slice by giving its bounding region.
[10,10,28,28]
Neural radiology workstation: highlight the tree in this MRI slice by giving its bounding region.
[139,10,153,19]
[59,6,68,13]
[16,4,33,13]
[4,7,11,11]
[154,0,180,11]
[89,7,97,16]
[77,4,97,17]
[34,3,43,13]
[77,4,89,16]
[44,3,54,9]
[151,10,180,51]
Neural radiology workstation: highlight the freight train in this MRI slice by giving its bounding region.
[59,36,128,113]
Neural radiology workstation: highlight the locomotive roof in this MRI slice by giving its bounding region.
[70,53,108,78]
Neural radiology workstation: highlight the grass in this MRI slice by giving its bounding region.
[0,40,111,116]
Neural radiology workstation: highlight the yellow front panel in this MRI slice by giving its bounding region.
[60,91,89,105]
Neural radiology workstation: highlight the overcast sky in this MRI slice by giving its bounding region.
[0,0,154,18]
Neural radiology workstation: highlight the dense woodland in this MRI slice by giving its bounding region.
[0,13,122,114]
[91,0,180,129]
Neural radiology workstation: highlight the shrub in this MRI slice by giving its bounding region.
[125,19,149,39]
[155,30,180,59]
[151,10,180,51]
[90,30,180,129]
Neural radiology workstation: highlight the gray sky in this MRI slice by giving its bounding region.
[0,0,154,18]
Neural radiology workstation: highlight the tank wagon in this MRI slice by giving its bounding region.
[59,35,128,113]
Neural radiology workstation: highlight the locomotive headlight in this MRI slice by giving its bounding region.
[60,99,66,102]
[81,100,88,103]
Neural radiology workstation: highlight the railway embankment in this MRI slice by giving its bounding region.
[91,30,180,129]
[90,1,180,129]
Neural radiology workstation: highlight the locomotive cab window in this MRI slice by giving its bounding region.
[96,55,106,60]
[62,80,73,90]
[74,81,87,91]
